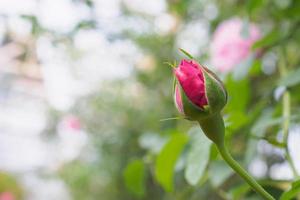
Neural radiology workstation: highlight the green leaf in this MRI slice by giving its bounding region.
[252,30,281,49]
[185,127,211,186]
[210,144,219,160]
[227,111,249,132]
[278,67,300,87]
[265,137,285,148]
[225,76,250,112]
[155,132,189,192]
[246,0,264,14]
[230,183,251,200]
[164,61,177,69]
[123,159,146,197]
[209,161,233,187]
[225,75,251,133]
[249,59,262,75]
[280,180,300,200]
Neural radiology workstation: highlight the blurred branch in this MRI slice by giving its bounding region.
[278,50,299,178]
[264,21,300,52]
[250,134,286,148]
[215,188,230,200]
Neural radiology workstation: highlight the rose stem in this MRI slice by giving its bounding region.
[216,143,275,200]
[198,114,275,200]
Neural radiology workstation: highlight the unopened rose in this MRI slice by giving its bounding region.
[174,59,227,121]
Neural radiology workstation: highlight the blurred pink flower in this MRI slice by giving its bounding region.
[210,18,261,72]
[0,192,15,200]
[61,115,81,131]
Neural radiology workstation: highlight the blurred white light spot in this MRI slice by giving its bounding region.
[0,102,46,134]
[270,162,293,180]
[262,52,277,75]
[288,126,300,174]
[74,29,107,51]
[37,0,88,33]
[257,140,284,156]
[74,30,139,83]
[0,0,36,16]
[274,86,286,101]
[36,35,67,63]
[93,0,121,19]
[55,124,88,163]
[136,55,156,73]
[41,63,76,110]
[154,13,178,35]
[0,133,48,172]
[249,157,267,178]
[123,0,166,16]
[176,21,210,56]
[22,175,71,200]
[117,16,152,35]
[204,3,218,20]
[7,16,32,40]
[36,35,86,110]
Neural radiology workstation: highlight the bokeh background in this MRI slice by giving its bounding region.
[0,0,300,199]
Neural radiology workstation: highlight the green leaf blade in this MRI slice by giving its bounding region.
[185,126,211,186]
[252,30,280,49]
[280,180,300,200]
[155,133,189,192]
[123,159,146,197]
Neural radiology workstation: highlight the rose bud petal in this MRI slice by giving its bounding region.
[173,59,227,121]
[175,60,208,108]
[174,85,184,114]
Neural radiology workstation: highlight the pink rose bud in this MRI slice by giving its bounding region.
[174,59,227,121]
[210,18,261,72]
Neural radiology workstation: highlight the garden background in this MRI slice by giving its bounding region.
[0,0,300,199]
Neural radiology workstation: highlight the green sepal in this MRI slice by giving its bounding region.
[173,76,176,92]
[197,112,225,146]
[179,48,194,59]
[203,68,227,114]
